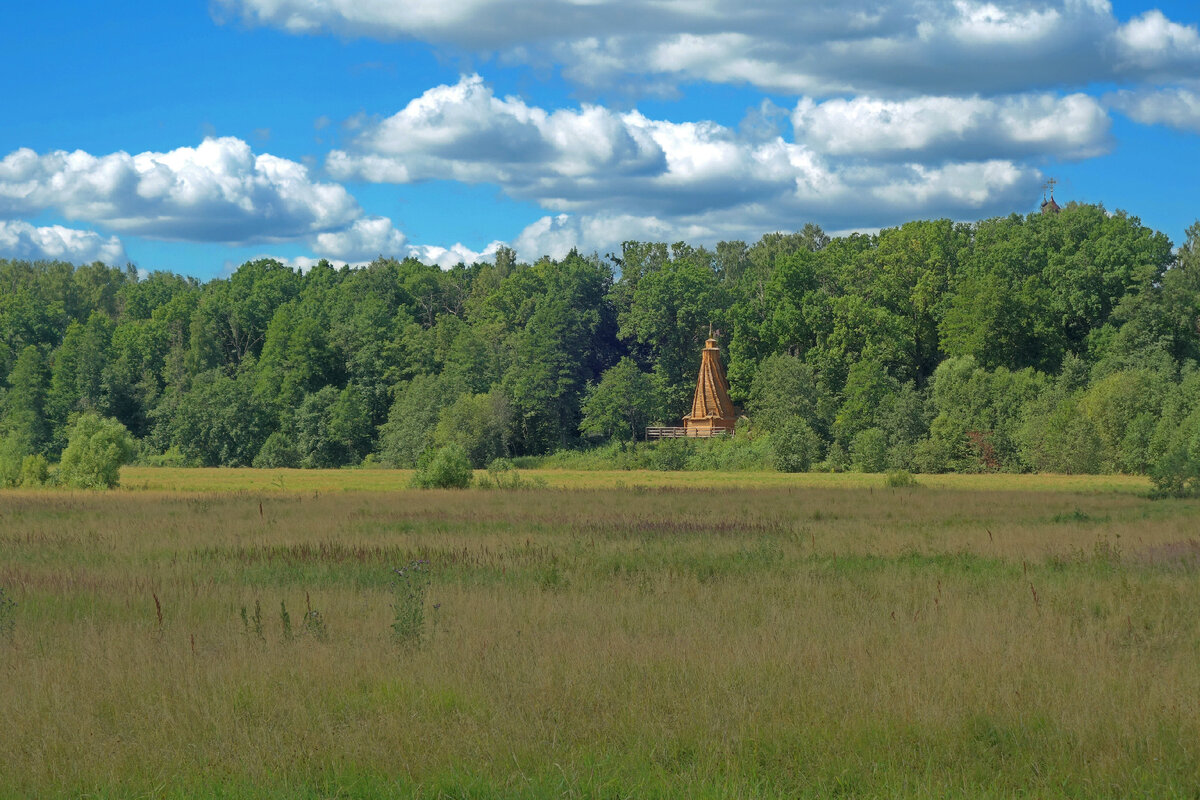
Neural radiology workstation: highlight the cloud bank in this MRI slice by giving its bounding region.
[0,137,359,244]
[6,1,1196,269]
[0,137,495,269]
[791,93,1110,160]
[215,0,1200,95]
[0,220,127,264]
[310,214,504,268]
[326,74,1084,258]
[1109,86,1200,133]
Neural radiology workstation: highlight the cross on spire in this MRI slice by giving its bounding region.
[1042,177,1057,200]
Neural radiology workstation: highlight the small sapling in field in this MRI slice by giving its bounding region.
[241,597,326,647]
[303,593,328,642]
[244,597,327,643]
[151,592,164,640]
[240,600,265,642]
[0,585,15,643]
[476,458,547,489]
[391,560,431,647]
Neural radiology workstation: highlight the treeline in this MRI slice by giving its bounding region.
[3,203,1200,488]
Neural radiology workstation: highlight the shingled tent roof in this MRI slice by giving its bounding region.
[684,338,736,429]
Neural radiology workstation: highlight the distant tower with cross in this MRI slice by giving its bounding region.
[1040,177,1061,214]
[682,331,737,436]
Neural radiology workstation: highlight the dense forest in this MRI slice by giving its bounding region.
[3,202,1200,488]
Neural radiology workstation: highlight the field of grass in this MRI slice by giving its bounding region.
[119,465,1154,494]
[2,471,1198,797]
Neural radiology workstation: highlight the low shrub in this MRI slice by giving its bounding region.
[476,458,547,489]
[253,432,302,469]
[520,435,778,472]
[1150,434,1200,498]
[58,413,135,489]
[0,434,24,488]
[411,444,473,489]
[0,585,15,642]
[19,454,50,487]
[647,438,690,471]
[817,441,849,473]
[391,560,431,647]
[140,446,192,468]
[885,469,920,488]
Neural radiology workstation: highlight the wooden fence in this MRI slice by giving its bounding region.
[645,427,731,440]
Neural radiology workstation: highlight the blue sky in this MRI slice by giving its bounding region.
[3,0,1200,278]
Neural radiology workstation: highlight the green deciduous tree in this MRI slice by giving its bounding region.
[770,418,822,473]
[1078,369,1167,473]
[378,374,462,468]
[1146,369,1200,494]
[745,353,829,437]
[850,428,889,473]
[292,384,375,468]
[152,369,272,467]
[833,359,900,446]
[255,302,336,414]
[617,249,726,417]
[2,345,50,455]
[0,433,25,488]
[579,358,662,442]
[503,251,616,452]
[58,412,135,489]
[921,356,1046,472]
[253,431,302,469]
[433,389,512,468]
[188,259,301,372]
[1018,387,1105,475]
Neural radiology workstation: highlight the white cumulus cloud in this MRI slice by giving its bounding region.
[0,220,127,264]
[328,75,1044,239]
[307,214,504,269]
[406,240,505,269]
[0,135,508,271]
[1114,10,1200,71]
[327,75,665,189]
[1108,86,1200,133]
[511,213,694,261]
[792,93,1111,160]
[214,0,1200,95]
[312,216,411,261]
[506,157,1032,261]
[0,137,360,244]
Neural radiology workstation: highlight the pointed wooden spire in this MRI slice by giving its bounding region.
[683,337,736,435]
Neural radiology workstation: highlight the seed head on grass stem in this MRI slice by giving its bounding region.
[280,600,293,643]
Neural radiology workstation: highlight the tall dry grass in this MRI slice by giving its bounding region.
[118,465,1153,494]
[0,482,1198,797]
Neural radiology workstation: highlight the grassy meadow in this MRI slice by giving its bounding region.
[1,470,1199,797]
[118,465,1153,494]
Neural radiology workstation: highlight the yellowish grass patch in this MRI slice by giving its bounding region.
[0,478,1195,797]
